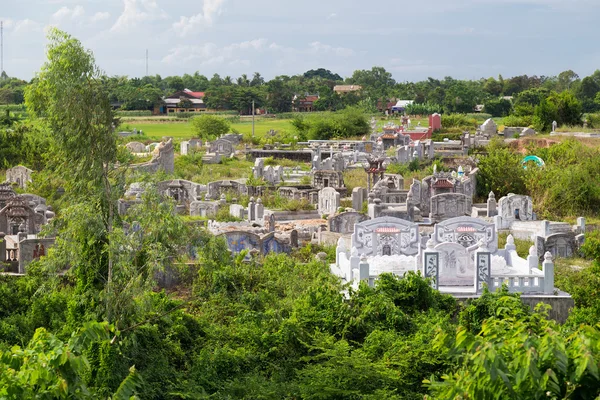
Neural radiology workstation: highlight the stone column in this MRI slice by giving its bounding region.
[422,239,440,290]
[486,192,497,217]
[543,252,554,294]
[247,197,256,222]
[359,255,370,285]
[0,232,5,263]
[254,198,264,220]
[474,240,492,294]
[527,245,538,274]
[577,217,586,234]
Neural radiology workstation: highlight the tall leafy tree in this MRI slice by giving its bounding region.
[25,28,120,320]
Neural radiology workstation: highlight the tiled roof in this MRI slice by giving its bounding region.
[432,179,454,189]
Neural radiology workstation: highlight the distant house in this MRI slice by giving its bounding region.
[378,98,398,114]
[391,100,414,113]
[292,94,320,112]
[163,88,206,114]
[333,85,362,95]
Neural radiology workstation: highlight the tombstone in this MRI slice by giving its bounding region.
[498,194,533,222]
[230,204,246,219]
[333,154,345,172]
[521,127,535,137]
[352,187,367,211]
[430,193,472,222]
[474,241,492,294]
[189,138,202,148]
[290,229,299,248]
[5,166,33,189]
[328,211,369,234]
[318,187,340,216]
[486,191,497,217]
[414,141,424,159]
[253,158,265,180]
[426,140,435,159]
[397,146,410,164]
[247,197,256,221]
[429,113,442,132]
[433,216,497,253]
[209,138,234,156]
[254,198,264,220]
[273,166,284,183]
[577,217,586,234]
[263,166,274,185]
[422,239,440,289]
[190,201,219,218]
[180,141,190,155]
[436,242,473,286]
[552,121,557,132]
[481,118,497,136]
[265,213,275,233]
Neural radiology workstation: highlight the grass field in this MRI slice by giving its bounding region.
[121,117,296,140]
[121,115,435,140]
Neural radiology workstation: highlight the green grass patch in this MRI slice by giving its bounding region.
[122,117,296,140]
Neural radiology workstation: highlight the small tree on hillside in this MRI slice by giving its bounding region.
[191,114,230,140]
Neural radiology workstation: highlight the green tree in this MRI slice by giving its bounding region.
[0,322,141,399]
[533,97,559,132]
[304,68,343,81]
[25,28,120,320]
[476,139,527,199]
[553,90,583,126]
[426,309,600,399]
[483,98,512,117]
[190,114,230,140]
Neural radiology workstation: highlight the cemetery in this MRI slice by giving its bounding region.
[4,20,600,399]
[3,107,585,320]
[28,111,571,321]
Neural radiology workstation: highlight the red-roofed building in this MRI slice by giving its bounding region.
[163,88,207,114]
[292,94,319,112]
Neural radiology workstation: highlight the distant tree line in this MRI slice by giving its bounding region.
[4,67,600,128]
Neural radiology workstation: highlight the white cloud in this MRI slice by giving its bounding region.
[327,13,337,19]
[172,0,226,37]
[0,19,14,29]
[52,5,85,21]
[162,38,356,69]
[308,42,355,57]
[111,0,168,33]
[162,38,268,65]
[91,11,111,23]
[13,19,42,34]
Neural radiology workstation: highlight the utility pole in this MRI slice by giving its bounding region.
[252,100,255,138]
[145,49,148,76]
[1,21,4,77]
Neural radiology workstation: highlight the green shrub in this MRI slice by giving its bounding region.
[586,113,600,129]
[441,114,477,129]
[465,113,492,121]
[405,102,443,115]
[501,114,533,127]
[116,110,152,117]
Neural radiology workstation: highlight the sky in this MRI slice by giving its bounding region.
[2,0,600,82]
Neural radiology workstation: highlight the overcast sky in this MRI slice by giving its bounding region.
[2,0,600,82]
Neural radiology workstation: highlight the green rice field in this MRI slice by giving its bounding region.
[121,117,296,140]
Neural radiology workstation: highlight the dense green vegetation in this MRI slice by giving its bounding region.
[476,138,600,218]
